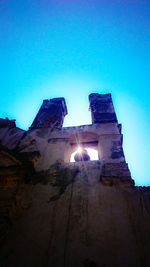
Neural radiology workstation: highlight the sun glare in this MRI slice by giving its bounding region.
[77,146,82,153]
[70,147,99,162]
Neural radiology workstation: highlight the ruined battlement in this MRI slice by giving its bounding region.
[0,93,150,267]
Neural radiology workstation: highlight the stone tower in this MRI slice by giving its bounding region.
[89,93,117,123]
[0,93,150,267]
[30,97,68,128]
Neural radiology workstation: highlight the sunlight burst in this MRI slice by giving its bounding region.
[70,147,98,162]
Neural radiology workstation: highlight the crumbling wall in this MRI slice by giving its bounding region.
[0,94,150,267]
[30,98,68,128]
[0,161,150,267]
[17,123,125,171]
[0,118,25,150]
[0,148,30,246]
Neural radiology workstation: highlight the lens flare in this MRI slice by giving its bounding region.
[70,147,99,162]
[77,146,82,153]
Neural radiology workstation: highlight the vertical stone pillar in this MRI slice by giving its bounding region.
[89,93,117,124]
[30,98,68,128]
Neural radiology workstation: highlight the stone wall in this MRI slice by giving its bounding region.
[0,118,25,150]
[0,161,150,267]
[0,94,150,267]
[17,122,125,171]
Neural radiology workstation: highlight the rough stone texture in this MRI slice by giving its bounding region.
[101,162,134,186]
[16,123,126,171]
[30,98,68,129]
[0,118,25,150]
[0,162,150,267]
[0,118,16,128]
[0,94,150,267]
[89,93,118,124]
[0,147,27,245]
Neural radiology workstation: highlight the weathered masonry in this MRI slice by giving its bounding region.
[0,93,150,267]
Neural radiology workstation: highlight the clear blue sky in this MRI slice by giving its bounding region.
[0,0,150,185]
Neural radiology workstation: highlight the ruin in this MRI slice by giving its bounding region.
[0,93,150,267]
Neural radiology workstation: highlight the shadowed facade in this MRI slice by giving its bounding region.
[0,93,150,267]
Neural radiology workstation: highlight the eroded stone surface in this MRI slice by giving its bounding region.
[89,93,118,124]
[0,161,150,267]
[30,98,68,129]
[0,94,150,267]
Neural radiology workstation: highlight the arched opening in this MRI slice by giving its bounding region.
[64,131,101,163]
[70,147,99,162]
